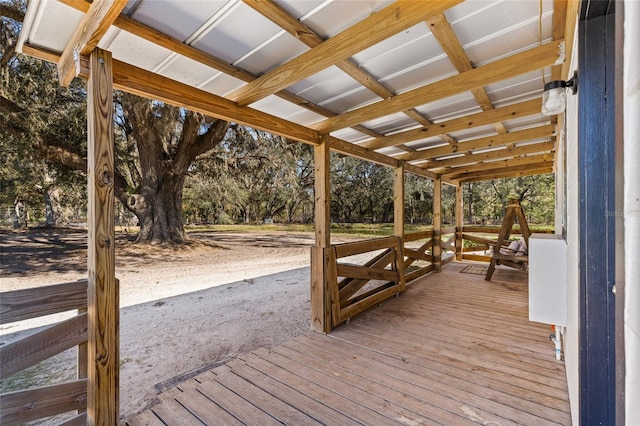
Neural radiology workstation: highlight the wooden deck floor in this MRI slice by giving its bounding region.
[126,262,571,425]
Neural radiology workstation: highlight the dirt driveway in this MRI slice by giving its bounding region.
[1,228,349,421]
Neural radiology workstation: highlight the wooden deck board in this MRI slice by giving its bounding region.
[126,262,571,425]
[209,367,323,425]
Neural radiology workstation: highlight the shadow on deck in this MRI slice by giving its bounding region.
[126,262,571,425]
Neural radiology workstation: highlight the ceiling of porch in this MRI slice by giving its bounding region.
[17,0,577,183]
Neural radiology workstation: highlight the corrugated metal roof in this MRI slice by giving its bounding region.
[17,0,570,182]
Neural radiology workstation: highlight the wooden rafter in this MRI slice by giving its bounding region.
[57,0,127,86]
[562,0,580,80]
[363,98,542,151]
[34,0,568,184]
[452,163,554,182]
[419,141,554,170]
[440,154,555,176]
[398,124,556,162]
[26,44,319,144]
[241,0,428,153]
[241,0,394,100]
[427,13,507,135]
[311,40,563,134]
[24,44,439,182]
[228,0,462,106]
[59,0,347,120]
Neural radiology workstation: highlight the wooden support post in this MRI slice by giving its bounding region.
[394,162,406,290]
[433,178,442,272]
[86,48,118,424]
[77,306,87,417]
[455,184,464,261]
[311,135,331,333]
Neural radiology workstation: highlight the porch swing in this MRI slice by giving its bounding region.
[485,198,531,281]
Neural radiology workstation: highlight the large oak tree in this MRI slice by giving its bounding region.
[1,1,229,243]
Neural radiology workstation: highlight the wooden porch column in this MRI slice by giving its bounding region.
[455,183,464,261]
[310,135,331,333]
[394,162,405,290]
[433,178,442,272]
[87,48,119,423]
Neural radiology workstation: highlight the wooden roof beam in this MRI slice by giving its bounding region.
[326,138,438,181]
[242,0,434,152]
[59,0,344,120]
[453,163,554,182]
[440,153,555,176]
[419,141,554,169]
[363,98,542,151]
[57,0,127,86]
[25,45,319,144]
[427,13,506,135]
[397,124,556,162]
[311,40,563,134]
[26,44,436,181]
[241,0,394,100]
[228,0,462,106]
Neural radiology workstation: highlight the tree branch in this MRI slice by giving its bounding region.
[174,114,229,173]
[0,3,25,22]
[0,94,26,115]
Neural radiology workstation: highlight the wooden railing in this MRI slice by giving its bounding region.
[403,230,434,283]
[328,237,404,328]
[441,226,456,267]
[460,226,553,262]
[0,280,90,426]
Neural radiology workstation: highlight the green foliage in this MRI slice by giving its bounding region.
[330,155,393,223]
[1,1,87,226]
[183,126,314,224]
[463,174,555,225]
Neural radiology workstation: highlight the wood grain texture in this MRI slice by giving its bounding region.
[338,250,396,302]
[0,280,87,324]
[241,0,393,100]
[453,164,554,182]
[398,124,556,162]
[394,163,405,240]
[312,41,563,133]
[0,380,87,426]
[311,136,331,333]
[229,0,462,105]
[456,184,464,261]
[433,178,442,271]
[367,98,542,151]
[87,48,118,424]
[112,59,320,145]
[334,236,398,258]
[424,141,554,170]
[394,164,406,290]
[127,262,570,426]
[441,154,554,176]
[0,313,88,380]
[426,12,505,135]
[57,412,88,426]
[57,0,127,86]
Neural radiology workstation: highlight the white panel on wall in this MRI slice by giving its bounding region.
[529,233,568,326]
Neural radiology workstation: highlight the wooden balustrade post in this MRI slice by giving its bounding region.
[455,183,464,261]
[311,135,332,333]
[87,48,118,424]
[394,162,406,290]
[433,178,442,271]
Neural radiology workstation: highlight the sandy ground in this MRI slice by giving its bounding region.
[0,228,358,422]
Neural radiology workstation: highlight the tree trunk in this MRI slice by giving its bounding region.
[128,173,186,244]
[44,186,63,226]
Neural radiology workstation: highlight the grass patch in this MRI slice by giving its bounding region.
[183,223,434,237]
